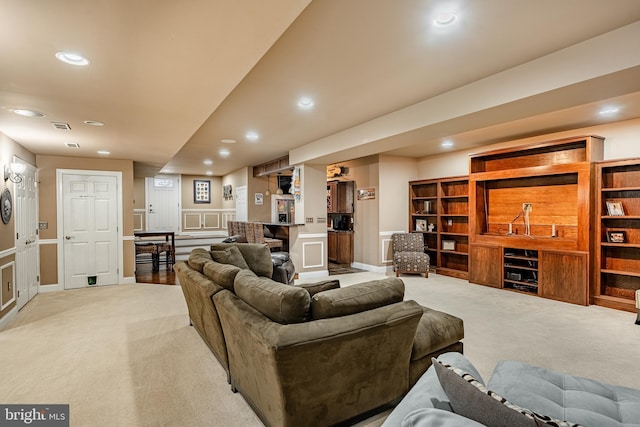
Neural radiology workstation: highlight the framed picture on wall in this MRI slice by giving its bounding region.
[194,180,211,203]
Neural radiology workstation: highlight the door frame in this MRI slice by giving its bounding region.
[56,169,124,290]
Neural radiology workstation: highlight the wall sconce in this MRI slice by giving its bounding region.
[4,162,26,183]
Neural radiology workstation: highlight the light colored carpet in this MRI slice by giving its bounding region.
[1,272,639,427]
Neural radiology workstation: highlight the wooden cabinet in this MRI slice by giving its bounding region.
[469,244,501,287]
[328,231,353,264]
[409,176,469,279]
[468,135,603,305]
[594,159,640,312]
[327,181,354,213]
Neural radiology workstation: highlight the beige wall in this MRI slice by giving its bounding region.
[36,155,135,283]
[248,171,271,222]
[417,117,640,179]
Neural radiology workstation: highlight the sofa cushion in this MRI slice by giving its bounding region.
[310,277,404,320]
[202,260,241,291]
[188,248,213,272]
[297,279,340,297]
[234,269,310,324]
[209,245,250,270]
[488,360,640,427]
[211,243,273,278]
[433,359,583,427]
[401,408,486,427]
[411,307,464,361]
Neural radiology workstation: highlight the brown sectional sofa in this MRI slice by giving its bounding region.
[175,243,464,427]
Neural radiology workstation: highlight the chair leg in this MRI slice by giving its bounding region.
[425,271,429,279]
[152,253,160,272]
[396,271,400,277]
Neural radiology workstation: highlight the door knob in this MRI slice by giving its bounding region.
[65,235,74,240]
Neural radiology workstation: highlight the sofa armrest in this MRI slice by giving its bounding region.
[214,292,423,427]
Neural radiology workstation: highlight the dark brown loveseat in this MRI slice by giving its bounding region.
[175,244,464,427]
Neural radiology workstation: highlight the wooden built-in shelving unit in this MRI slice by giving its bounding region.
[409,176,469,279]
[595,159,640,312]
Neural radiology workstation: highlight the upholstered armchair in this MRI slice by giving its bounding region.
[392,233,430,279]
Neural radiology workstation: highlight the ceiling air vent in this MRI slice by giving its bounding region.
[51,122,71,130]
[65,142,80,148]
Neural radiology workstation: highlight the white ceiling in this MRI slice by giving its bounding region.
[2,0,640,177]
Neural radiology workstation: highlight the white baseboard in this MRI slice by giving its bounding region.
[39,284,62,293]
[351,262,389,274]
[121,276,136,284]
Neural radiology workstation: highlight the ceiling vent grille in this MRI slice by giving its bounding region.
[65,142,80,148]
[51,122,71,130]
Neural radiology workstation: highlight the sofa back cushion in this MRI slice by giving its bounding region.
[234,269,310,324]
[310,277,405,320]
[209,245,250,270]
[211,243,273,278]
[188,248,213,273]
[203,261,241,291]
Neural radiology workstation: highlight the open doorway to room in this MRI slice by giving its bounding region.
[326,175,362,275]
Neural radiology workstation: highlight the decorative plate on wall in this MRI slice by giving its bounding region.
[1,188,12,224]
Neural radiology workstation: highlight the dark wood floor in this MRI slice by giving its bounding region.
[135,262,176,285]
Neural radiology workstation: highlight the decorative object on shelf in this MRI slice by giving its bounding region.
[223,184,233,201]
[605,200,625,216]
[423,200,433,214]
[1,188,12,224]
[606,230,626,243]
[193,179,211,203]
[357,187,375,200]
[442,240,456,251]
[416,219,427,232]
[427,223,435,232]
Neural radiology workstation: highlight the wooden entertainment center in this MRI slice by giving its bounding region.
[408,134,640,310]
[467,135,604,305]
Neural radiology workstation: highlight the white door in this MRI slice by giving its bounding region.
[235,185,247,222]
[62,173,119,289]
[145,175,180,231]
[14,160,39,310]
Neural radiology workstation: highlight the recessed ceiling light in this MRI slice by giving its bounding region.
[245,131,259,141]
[206,171,213,176]
[598,107,620,116]
[97,150,110,155]
[65,142,80,148]
[219,148,230,157]
[221,139,236,144]
[12,109,45,118]
[55,51,90,66]
[297,97,315,110]
[203,159,213,165]
[441,140,454,148]
[434,12,457,26]
[84,120,104,126]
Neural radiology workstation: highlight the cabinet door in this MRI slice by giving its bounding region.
[469,244,502,288]
[337,232,354,264]
[328,231,337,262]
[540,250,588,305]
[327,182,338,213]
[337,181,354,213]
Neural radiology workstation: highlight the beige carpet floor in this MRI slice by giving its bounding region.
[1,272,639,426]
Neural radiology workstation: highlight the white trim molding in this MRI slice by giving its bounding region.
[302,241,325,269]
[38,239,58,245]
[297,270,330,281]
[0,261,16,310]
[0,306,17,331]
[0,247,15,258]
[297,233,328,239]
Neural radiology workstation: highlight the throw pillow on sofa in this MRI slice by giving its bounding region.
[188,248,213,272]
[202,261,241,291]
[234,270,310,324]
[210,245,250,270]
[310,277,404,320]
[432,359,584,427]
